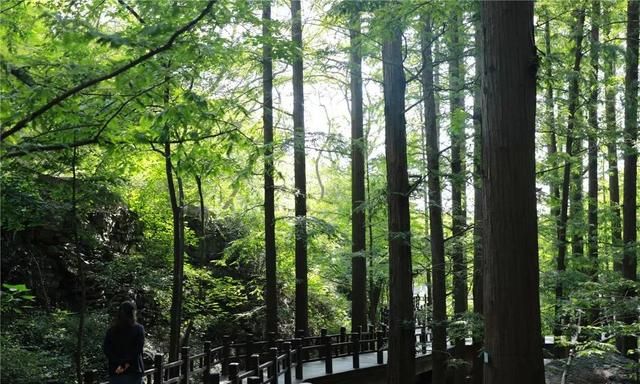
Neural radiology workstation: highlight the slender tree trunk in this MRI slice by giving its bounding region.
[166,140,183,362]
[291,0,308,335]
[480,2,545,383]
[350,5,367,333]
[618,0,639,358]
[195,175,207,266]
[555,8,585,337]
[72,134,86,384]
[448,11,468,384]
[383,10,414,384]
[422,15,447,384]
[263,0,278,336]
[587,0,600,283]
[471,13,484,384]
[603,6,622,273]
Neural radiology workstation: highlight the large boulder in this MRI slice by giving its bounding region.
[545,352,636,384]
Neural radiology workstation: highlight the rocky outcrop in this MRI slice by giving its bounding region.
[545,352,636,384]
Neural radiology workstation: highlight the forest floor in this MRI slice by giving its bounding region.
[545,352,637,384]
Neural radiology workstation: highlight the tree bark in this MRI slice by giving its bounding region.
[480,2,545,383]
[587,0,600,282]
[448,10,467,384]
[603,6,622,273]
[471,12,484,384]
[166,140,183,362]
[350,5,367,333]
[263,0,278,336]
[422,15,447,384]
[555,8,585,337]
[195,175,207,266]
[383,11,414,384]
[618,0,639,358]
[291,0,308,335]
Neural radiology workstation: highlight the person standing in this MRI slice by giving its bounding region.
[103,301,145,384]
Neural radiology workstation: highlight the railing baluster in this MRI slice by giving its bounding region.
[248,377,261,384]
[246,333,254,371]
[203,341,211,383]
[368,325,375,352]
[228,362,239,384]
[154,353,164,384]
[377,330,384,364]
[320,328,327,360]
[340,326,347,355]
[420,325,427,354]
[324,331,333,374]
[210,372,220,384]
[270,347,279,384]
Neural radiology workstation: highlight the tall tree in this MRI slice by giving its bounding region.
[422,14,447,384]
[383,7,414,383]
[618,0,639,358]
[448,10,467,384]
[263,0,278,336]
[350,3,367,333]
[587,0,600,281]
[555,8,585,337]
[480,2,545,383]
[291,0,308,335]
[471,12,484,384]
[603,5,622,273]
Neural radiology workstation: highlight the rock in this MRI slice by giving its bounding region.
[545,352,636,384]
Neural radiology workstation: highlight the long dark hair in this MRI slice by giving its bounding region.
[115,301,137,328]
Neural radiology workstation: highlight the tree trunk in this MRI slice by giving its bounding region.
[471,13,484,384]
[480,2,545,383]
[291,0,308,335]
[555,8,585,337]
[166,140,183,362]
[587,0,600,283]
[383,10,414,384]
[603,6,622,273]
[422,14,447,384]
[618,0,639,358]
[72,136,86,384]
[263,0,278,336]
[448,10,468,384]
[195,175,207,266]
[350,5,367,333]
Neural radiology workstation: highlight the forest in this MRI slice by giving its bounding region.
[0,0,638,383]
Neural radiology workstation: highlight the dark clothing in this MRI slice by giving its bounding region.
[108,375,142,384]
[103,323,145,378]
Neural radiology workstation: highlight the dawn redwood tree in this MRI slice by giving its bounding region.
[618,0,639,358]
[350,2,367,333]
[421,14,447,384]
[480,2,545,383]
[263,0,278,336]
[603,6,622,273]
[291,0,308,335]
[448,10,467,383]
[587,0,600,281]
[383,7,414,384]
[471,13,484,384]
[555,8,585,337]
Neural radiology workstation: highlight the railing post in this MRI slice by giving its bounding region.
[320,328,327,359]
[367,325,374,352]
[340,326,347,355]
[228,362,239,384]
[324,331,333,374]
[296,329,306,360]
[283,341,292,384]
[154,353,164,384]
[270,346,279,384]
[420,325,427,354]
[352,327,361,369]
[294,337,303,380]
[83,370,97,384]
[181,346,190,384]
[248,377,261,384]
[204,341,212,383]
[245,333,254,371]
[376,330,384,364]
[222,335,231,376]
[209,372,220,384]
[269,331,276,349]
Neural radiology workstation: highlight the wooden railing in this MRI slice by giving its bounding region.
[83,324,433,384]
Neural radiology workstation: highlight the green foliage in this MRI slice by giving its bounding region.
[0,283,35,316]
